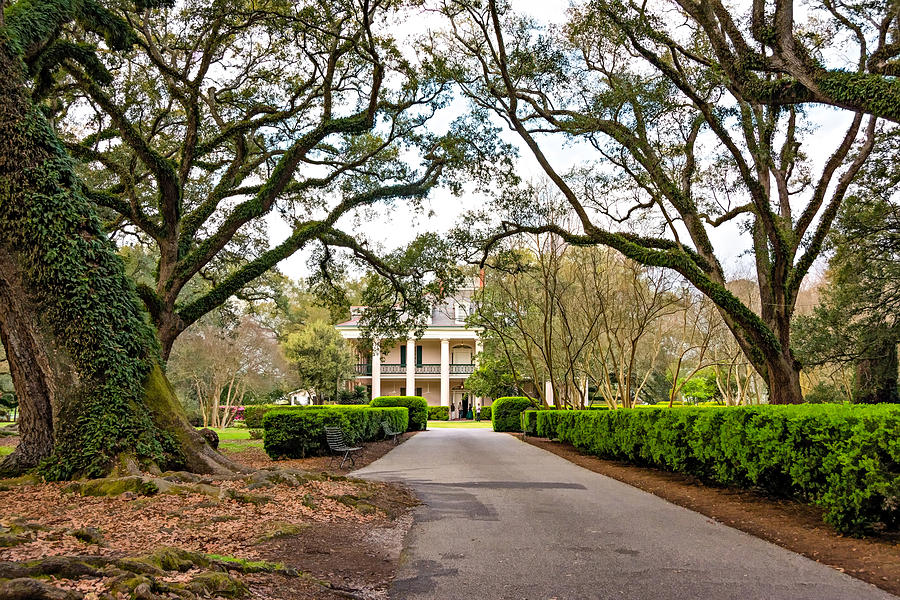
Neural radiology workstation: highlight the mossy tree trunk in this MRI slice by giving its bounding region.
[0,7,238,479]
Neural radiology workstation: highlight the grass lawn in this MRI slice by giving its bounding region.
[0,422,15,428]
[0,446,12,456]
[198,426,252,440]
[427,420,493,429]
[219,440,264,453]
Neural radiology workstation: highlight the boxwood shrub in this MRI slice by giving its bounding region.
[492,397,538,432]
[534,405,900,534]
[480,406,491,420]
[263,406,408,459]
[243,404,282,429]
[371,396,428,431]
[521,409,540,435]
[428,405,450,421]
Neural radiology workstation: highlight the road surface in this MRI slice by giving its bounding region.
[354,428,896,600]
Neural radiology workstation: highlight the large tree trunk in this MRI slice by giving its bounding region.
[764,351,803,405]
[0,36,239,479]
[0,253,57,470]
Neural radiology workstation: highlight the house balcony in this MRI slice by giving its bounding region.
[354,363,476,377]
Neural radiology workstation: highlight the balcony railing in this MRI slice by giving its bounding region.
[355,363,476,376]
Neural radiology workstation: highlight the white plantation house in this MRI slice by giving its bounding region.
[336,284,487,415]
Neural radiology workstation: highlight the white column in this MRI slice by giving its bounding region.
[582,376,589,406]
[440,338,450,407]
[406,338,416,396]
[371,341,381,399]
[544,380,554,407]
[474,337,484,407]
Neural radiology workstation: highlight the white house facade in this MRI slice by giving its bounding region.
[336,288,486,415]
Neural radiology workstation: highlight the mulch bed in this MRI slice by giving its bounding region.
[518,434,900,596]
[0,433,418,599]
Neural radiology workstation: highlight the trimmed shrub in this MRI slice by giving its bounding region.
[480,406,491,420]
[371,396,428,431]
[263,406,408,459]
[534,405,900,534]
[428,405,450,421]
[492,397,537,432]
[521,409,540,435]
[243,404,281,429]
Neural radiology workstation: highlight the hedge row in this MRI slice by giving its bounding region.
[242,404,280,429]
[534,405,900,534]
[428,405,449,421]
[479,406,491,420]
[371,396,428,431]
[492,397,537,431]
[263,406,408,459]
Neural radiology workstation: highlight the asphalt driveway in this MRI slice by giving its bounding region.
[354,428,896,600]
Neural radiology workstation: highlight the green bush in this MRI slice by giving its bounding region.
[521,409,540,435]
[480,405,491,420]
[534,405,900,534]
[371,396,428,431]
[492,397,537,432]
[428,405,450,421]
[243,404,282,429]
[263,406,408,459]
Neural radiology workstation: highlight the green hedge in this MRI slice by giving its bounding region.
[263,406,408,459]
[492,397,537,432]
[428,405,449,421]
[479,405,491,420]
[371,396,428,431]
[243,404,281,429]
[521,409,540,435]
[534,405,900,534]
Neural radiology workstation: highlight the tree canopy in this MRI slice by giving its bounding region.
[436,0,886,403]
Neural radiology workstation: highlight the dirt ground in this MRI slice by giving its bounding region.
[519,434,900,596]
[0,433,418,600]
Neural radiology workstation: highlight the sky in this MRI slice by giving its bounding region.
[267,0,853,286]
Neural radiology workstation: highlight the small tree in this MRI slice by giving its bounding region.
[464,355,518,401]
[284,321,355,403]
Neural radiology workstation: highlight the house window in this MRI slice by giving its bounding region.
[400,345,407,366]
[416,387,423,396]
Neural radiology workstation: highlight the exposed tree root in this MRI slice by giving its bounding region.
[0,547,303,600]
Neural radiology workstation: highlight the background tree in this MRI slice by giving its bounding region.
[438,0,881,403]
[168,316,294,427]
[464,354,518,401]
[283,320,355,403]
[52,0,487,359]
[793,134,900,403]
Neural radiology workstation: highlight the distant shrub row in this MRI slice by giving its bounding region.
[428,406,449,421]
[534,405,900,534]
[263,406,408,459]
[371,396,428,431]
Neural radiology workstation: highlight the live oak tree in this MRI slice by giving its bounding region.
[437,0,881,403]
[50,0,476,359]
[0,0,241,477]
[0,0,484,478]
